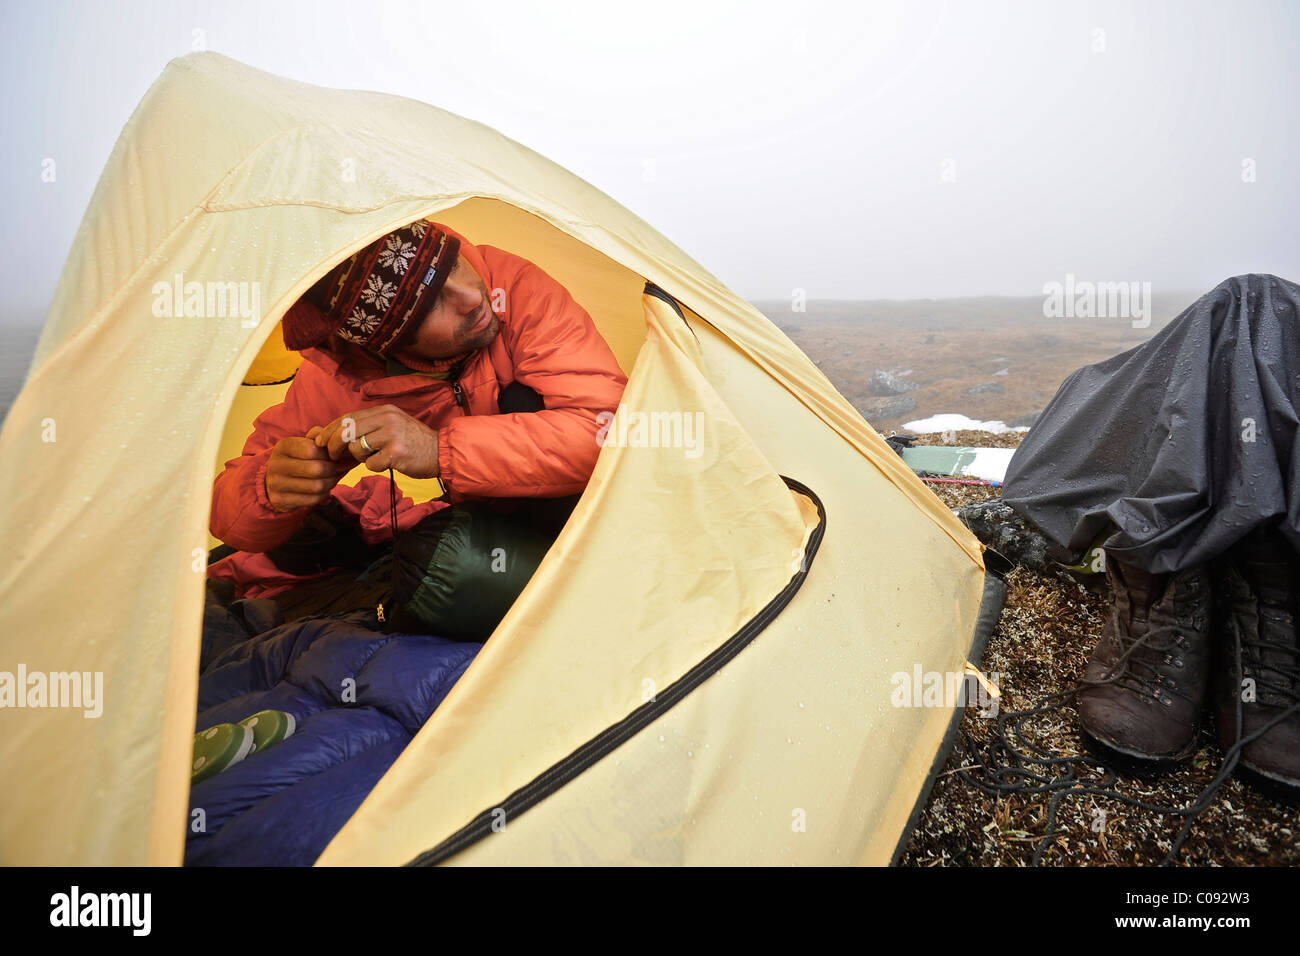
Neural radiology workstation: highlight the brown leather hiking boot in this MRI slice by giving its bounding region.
[1214,529,1300,793]
[1077,556,1213,764]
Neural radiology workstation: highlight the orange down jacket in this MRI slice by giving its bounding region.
[209,224,628,564]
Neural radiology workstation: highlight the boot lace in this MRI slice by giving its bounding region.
[1077,585,1203,707]
[1238,631,1300,709]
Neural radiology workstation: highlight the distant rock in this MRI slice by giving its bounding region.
[781,324,803,334]
[922,334,937,345]
[1009,411,1041,428]
[966,382,1005,395]
[856,395,918,420]
[870,369,919,396]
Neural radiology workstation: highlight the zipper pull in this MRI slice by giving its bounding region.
[448,357,470,411]
[376,602,386,623]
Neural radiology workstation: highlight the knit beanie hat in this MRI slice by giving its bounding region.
[282,219,461,354]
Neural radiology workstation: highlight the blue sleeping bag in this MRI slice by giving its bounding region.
[186,608,480,866]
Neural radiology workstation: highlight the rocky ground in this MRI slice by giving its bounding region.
[754,296,1185,433]
[896,429,1300,867]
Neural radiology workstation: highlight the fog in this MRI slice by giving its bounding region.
[1,0,1296,326]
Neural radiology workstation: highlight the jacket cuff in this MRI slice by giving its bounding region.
[252,451,276,511]
[437,427,455,490]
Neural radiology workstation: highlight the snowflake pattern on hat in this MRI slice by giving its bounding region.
[378,236,417,275]
[339,307,382,344]
[294,218,460,355]
[360,274,397,310]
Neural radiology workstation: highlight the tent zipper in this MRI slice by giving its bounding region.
[644,281,700,344]
[644,281,685,319]
[404,475,826,866]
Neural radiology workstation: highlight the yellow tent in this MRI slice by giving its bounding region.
[0,52,988,866]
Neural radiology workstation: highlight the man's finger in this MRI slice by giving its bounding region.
[343,423,390,465]
[314,414,351,451]
[276,436,331,460]
[326,423,354,461]
[316,407,400,459]
[363,449,393,473]
[269,491,331,512]
[279,457,345,480]
[323,413,372,460]
[271,475,336,496]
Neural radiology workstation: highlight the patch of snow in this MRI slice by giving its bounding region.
[903,413,1029,434]
[993,367,1009,376]
[964,447,1016,482]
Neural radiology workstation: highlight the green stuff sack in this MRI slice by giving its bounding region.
[239,709,296,754]
[390,504,556,642]
[191,722,254,785]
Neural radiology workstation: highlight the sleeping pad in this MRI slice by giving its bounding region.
[187,598,480,866]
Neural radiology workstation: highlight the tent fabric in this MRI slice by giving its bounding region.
[0,52,985,866]
[1003,274,1300,575]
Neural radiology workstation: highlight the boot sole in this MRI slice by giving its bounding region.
[1211,714,1300,801]
[1080,723,1202,772]
[1234,760,1300,803]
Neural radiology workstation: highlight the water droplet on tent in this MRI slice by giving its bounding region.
[798,701,805,708]
[687,750,693,758]
[787,737,793,744]
[658,735,664,742]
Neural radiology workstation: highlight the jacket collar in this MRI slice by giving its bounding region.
[385,350,471,379]
[299,338,478,396]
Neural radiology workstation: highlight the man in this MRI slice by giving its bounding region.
[209,219,628,589]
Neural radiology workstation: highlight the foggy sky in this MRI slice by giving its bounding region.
[1,0,1297,326]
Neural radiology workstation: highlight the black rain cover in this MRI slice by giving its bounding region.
[1003,274,1300,574]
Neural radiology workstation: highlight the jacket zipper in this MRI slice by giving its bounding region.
[448,358,469,411]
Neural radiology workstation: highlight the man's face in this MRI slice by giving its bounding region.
[394,254,499,360]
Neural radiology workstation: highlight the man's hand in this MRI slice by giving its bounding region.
[265,436,351,513]
[312,405,441,479]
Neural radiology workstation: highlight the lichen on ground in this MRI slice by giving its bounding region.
[891,429,1300,866]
